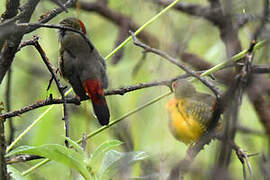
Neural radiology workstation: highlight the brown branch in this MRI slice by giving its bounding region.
[216,41,255,179]
[252,64,270,74]
[17,23,95,52]
[0,0,41,84]
[168,41,257,180]
[236,125,265,136]
[14,35,71,147]
[0,74,195,119]
[154,0,216,21]
[180,52,234,85]
[180,47,270,139]
[0,98,79,119]
[30,36,70,147]
[0,107,8,179]
[6,154,42,164]
[130,31,222,98]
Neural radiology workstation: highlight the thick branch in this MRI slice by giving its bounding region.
[0,0,40,84]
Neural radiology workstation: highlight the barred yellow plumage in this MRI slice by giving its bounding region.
[166,79,216,145]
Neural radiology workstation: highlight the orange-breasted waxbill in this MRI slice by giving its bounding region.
[166,79,218,144]
[58,17,110,125]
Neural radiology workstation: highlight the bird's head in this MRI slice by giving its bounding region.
[172,79,196,99]
[59,17,86,35]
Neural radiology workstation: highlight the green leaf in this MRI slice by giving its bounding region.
[88,140,123,171]
[6,145,92,180]
[65,137,87,158]
[7,166,28,180]
[99,150,148,180]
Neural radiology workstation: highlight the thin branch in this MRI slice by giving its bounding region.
[6,154,42,164]
[21,36,70,147]
[0,107,8,179]
[0,74,192,119]
[252,64,270,74]
[228,140,254,179]
[236,125,265,136]
[130,31,222,99]
[17,23,95,51]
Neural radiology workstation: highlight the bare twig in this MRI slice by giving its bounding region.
[130,31,222,99]
[30,36,70,147]
[251,64,270,74]
[15,35,71,147]
[0,107,8,179]
[6,154,42,164]
[236,125,265,136]
[17,23,95,51]
[230,141,254,179]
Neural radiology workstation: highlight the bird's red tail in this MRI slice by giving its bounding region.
[83,79,110,125]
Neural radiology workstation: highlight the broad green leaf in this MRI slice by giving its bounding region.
[6,145,92,180]
[7,166,28,180]
[99,150,148,180]
[88,140,123,171]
